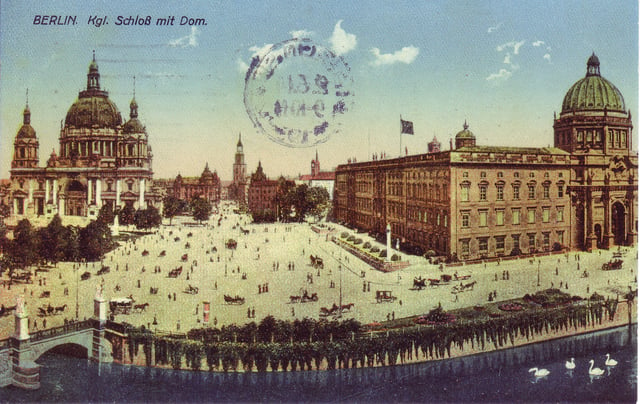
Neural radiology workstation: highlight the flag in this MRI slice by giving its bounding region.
[401,118,414,135]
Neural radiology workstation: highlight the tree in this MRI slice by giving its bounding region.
[97,205,115,225]
[134,206,162,230]
[118,204,136,226]
[64,226,81,262]
[307,186,330,222]
[79,220,113,261]
[291,184,311,222]
[276,178,295,222]
[11,219,39,268]
[163,195,182,225]
[191,196,212,224]
[40,215,69,266]
[0,203,10,222]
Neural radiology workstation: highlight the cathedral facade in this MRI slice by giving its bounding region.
[8,54,160,227]
[333,55,637,260]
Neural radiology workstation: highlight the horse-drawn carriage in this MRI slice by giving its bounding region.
[429,274,452,286]
[97,265,110,276]
[184,284,199,294]
[39,291,50,298]
[11,271,33,284]
[224,294,245,305]
[290,289,318,303]
[376,290,397,303]
[109,298,133,315]
[411,276,427,290]
[602,259,623,271]
[168,266,183,278]
[309,255,324,269]
[452,280,477,293]
[80,271,91,281]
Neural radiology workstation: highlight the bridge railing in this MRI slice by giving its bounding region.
[0,338,9,351]
[30,320,93,343]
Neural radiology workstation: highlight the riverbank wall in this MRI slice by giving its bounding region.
[111,299,636,373]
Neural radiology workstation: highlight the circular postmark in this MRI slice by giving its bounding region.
[244,38,354,148]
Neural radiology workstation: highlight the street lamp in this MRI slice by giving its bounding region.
[337,264,342,318]
[537,261,541,287]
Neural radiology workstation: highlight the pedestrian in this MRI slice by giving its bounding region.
[173,292,176,301]
[251,308,255,318]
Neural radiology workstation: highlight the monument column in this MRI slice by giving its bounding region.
[10,296,40,390]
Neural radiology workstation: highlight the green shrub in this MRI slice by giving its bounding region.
[340,232,349,239]
[391,254,400,261]
[354,238,363,245]
[379,249,387,258]
[371,246,380,253]
[363,241,371,249]
[347,235,356,242]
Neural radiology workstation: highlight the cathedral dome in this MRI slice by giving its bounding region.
[122,98,145,134]
[16,105,36,139]
[455,121,475,140]
[64,54,123,129]
[561,53,626,113]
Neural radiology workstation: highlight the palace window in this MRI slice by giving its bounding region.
[496,209,504,226]
[512,234,520,250]
[495,236,505,251]
[528,233,536,249]
[496,185,504,201]
[512,208,520,225]
[513,185,520,200]
[542,207,550,223]
[463,172,469,178]
[557,230,564,245]
[514,172,520,178]
[527,208,536,224]
[543,184,550,199]
[557,185,564,198]
[556,206,564,222]
[497,172,503,178]
[481,171,487,178]
[478,238,488,253]
[479,210,488,227]
[479,185,487,201]
[461,211,470,228]
[543,233,550,250]
[461,185,469,202]
[528,185,536,199]
[460,239,470,255]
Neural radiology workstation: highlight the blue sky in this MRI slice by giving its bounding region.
[1,0,637,180]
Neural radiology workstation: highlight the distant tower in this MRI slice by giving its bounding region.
[12,92,39,168]
[428,136,441,153]
[233,133,246,185]
[454,121,476,149]
[311,150,320,177]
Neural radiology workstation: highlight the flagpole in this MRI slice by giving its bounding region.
[399,115,403,157]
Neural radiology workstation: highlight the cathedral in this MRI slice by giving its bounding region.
[334,54,637,260]
[7,53,160,227]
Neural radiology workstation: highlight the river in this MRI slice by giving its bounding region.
[2,325,636,402]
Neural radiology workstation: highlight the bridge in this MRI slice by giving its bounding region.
[0,293,114,390]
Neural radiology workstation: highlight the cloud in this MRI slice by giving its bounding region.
[168,27,199,48]
[487,23,502,33]
[290,29,314,39]
[237,58,249,73]
[249,43,273,58]
[370,46,419,66]
[543,53,551,62]
[496,40,525,55]
[486,68,512,81]
[329,20,357,55]
[532,40,545,47]
[503,53,511,65]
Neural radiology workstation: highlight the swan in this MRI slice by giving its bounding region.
[528,367,550,377]
[605,354,618,367]
[588,360,605,376]
[565,358,576,370]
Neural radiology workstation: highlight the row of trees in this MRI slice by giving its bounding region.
[0,215,115,272]
[162,195,212,225]
[253,183,330,223]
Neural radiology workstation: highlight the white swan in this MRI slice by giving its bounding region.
[588,359,605,376]
[565,358,576,370]
[529,367,550,377]
[605,353,618,367]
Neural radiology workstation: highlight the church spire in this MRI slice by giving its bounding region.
[129,76,138,119]
[87,50,101,90]
[23,89,30,125]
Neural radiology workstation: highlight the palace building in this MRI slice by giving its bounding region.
[172,163,221,204]
[333,54,637,260]
[7,53,160,227]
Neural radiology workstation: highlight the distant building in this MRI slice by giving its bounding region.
[334,54,637,260]
[298,150,335,199]
[172,163,221,204]
[227,134,248,206]
[7,53,160,227]
[428,136,441,153]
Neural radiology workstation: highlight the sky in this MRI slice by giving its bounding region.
[1,0,638,181]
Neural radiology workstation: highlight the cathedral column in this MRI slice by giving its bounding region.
[28,180,33,204]
[116,179,121,207]
[585,187,596,251]
[59,197,65,217]
[139,178,145,208]
[13,198,18,215]
[45,179,50,204]
[96,180,102,208]
[603,191,613,248]
[52,179,58,205]
[87,179,93,205]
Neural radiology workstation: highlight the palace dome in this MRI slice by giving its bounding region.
[455,121,475,140]
[64,55,123,129]
[561,53,626,113]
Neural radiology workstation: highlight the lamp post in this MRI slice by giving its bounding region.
[337,264,343,318]
[537,261,541,287]
[75,265,79,319]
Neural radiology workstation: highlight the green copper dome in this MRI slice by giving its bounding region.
[455,121,475,139]
[561,53,625,113]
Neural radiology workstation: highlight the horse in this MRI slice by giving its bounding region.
[341,303,355,312]
[54,304,67,314]
[47,304,55,315]
[38,307,48,317]
[134,303,149,312]
[463,280,477,291]
[290,295,301,303]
